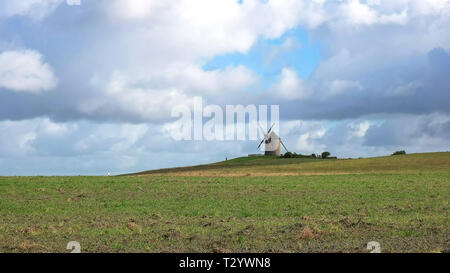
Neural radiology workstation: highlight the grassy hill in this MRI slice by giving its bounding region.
[131,152,450,176]
[0,152,449,253]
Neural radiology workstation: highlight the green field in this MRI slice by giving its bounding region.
[0,152,449,253]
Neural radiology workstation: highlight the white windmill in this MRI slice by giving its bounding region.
[257,123,288,156]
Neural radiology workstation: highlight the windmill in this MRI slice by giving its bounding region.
[257,123,288,156]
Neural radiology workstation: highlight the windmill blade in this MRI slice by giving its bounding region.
[257,139,264,149]
[280,139,288,152]
[267,123,275,134]
[258,122,268,139]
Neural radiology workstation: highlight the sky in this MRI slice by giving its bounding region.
[0,0,449,175]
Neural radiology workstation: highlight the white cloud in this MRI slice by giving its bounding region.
[38,118,74,135]
[379,9,408,24]
[0,0,63,20]
[0,50,58,93]
[350,121,371,137]
[0,114,448,175]
[296,129,327,153]
[75,123,148,153]
[0,118,70,157]
[341,0,380,25]
[175,64,257,95]
[278,120,327,153]
[108,0,161,20]
[411,0,450,16]
[387,81,423,96]
[102,0,307,61]
[80,70,194,121]
[274,68,311,100]
[266,37,302,64]
[338,0,408,26]
[303,0,450,28]
[328,80,363,95]
[79,64,257,122]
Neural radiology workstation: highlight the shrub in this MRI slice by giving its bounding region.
[281,152,328,159]
[321,151,331,158]
[392,150,406,156]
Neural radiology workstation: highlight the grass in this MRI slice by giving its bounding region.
[132,152,450,176]
[0,152,449,253]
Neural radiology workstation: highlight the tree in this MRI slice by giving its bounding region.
[321,151,331,159]
[392,150,406,156]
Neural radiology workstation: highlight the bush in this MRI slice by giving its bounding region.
[281,152,335,159]
[392,150,406,156]
[282,152,316,159]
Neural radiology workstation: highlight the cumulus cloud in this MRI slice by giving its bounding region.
[274,68,312,100]
[108,0,161,21]
[0,50,58,93]
[0,0,63,20]
[280,114,450,158]
[266,36,302,64]
[0,113,449,175]
[328,80,363,95]
[79,64,257,122]
[0,117,264,175]
[364,113,450,148]
[2,0,448,121]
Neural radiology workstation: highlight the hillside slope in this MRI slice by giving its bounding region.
[129,152,450,176]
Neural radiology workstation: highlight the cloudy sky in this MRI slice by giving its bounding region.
[0,0,449,175]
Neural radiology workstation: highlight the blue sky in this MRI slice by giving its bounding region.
[203,28,322,87]
[0,0,449,175]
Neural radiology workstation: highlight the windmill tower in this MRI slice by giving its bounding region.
[257,123,288,156]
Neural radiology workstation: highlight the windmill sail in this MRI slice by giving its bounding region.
[256,122,288,156]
